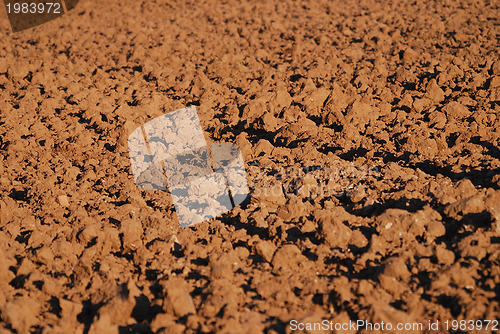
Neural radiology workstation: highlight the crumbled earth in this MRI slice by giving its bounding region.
[0,0,499,333]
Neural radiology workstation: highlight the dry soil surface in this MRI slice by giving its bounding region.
[0,0,499,333]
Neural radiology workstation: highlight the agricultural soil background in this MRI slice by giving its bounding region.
[0,0,499,333]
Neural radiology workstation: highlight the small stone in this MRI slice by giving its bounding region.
[383,257,410,281]
[426,219,446,239]
[490,76,500,89]
[242,99,266,122]
[0,58,8,73]
[261,112,278,132]
[456,179,478,198]
[102,227,121,253]
[366,234,387,255]
[120,219,143,252]
[0,249,15,282]
[425,79,445,102]
[444,193,485,219]
[458,235,488,261]
[442,101,470,118]
[151,313,183,334]
[350,229,368,248]
[271,244,305,274]
[403,48,418,63]
[162,277,196,317]
[253,139,274,157]
[210,261,233,280]
[259,184,286,206]
[350,100,372,115]
[16,258,34,276]
[0,200,12,226]
[428,111,447,129]
[269,88,292,113]
[300,220,316,234]
[277,197,307,220]
[236,133,252,158]
[491,61,500,75]
[28,229,50,248]
[78,223,99,244]
[57,195,70,207]
[413,97,431,113]
[348,186,366,203]
[255,241,276,263]
[435,245,455,266]
[303,87,330,111]
[317,216,352,249]
[399,93,413,109]
[378,274,405,296]
[35,247,54,265]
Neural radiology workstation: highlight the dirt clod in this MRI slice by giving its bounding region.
[0,0,499,332]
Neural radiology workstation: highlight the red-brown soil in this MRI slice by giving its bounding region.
[0,0,499,333]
